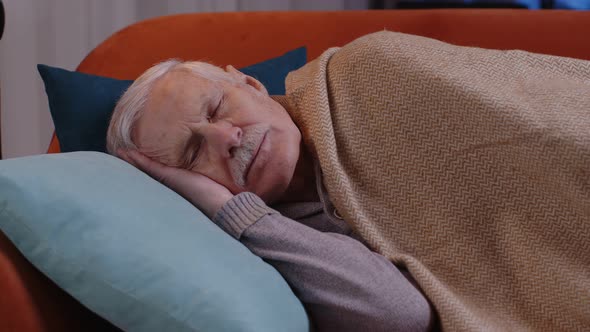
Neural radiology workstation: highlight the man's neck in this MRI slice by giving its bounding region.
[268,95,319,204]
[275,142,319,204]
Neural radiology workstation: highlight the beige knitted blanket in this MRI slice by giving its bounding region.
[285,31,590,331]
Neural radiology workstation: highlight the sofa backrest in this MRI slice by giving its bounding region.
[47,9,590,153]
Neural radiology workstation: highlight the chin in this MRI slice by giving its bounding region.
[250,129,301,204]
[255,159,297,204]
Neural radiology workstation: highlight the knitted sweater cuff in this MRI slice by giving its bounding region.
[212,192,277,239]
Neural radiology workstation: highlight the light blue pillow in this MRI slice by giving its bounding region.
[0,152,309,332]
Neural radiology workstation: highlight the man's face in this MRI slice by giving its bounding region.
[133,67,301,203]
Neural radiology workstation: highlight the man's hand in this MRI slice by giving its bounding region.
[118,149,234,219]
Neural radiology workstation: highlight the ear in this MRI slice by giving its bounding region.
[225,65,269,95]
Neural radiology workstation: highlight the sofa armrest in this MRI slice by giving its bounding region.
[0,230,121,332]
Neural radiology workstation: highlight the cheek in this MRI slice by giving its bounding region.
[139,137,177,165]
[157,130,190,166]
[265,131,299,178]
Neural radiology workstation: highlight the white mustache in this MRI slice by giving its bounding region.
[230,124,268,187]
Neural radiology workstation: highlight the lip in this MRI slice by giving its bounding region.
[244,131,267,183]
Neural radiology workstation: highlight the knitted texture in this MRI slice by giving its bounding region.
[285,31,590,331]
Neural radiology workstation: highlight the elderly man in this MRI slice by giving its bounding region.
[107,59,436,332]
[109,31,590,332]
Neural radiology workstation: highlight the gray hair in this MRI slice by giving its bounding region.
[106,59,234,156]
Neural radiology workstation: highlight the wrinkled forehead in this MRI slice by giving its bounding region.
[147,69,221,115]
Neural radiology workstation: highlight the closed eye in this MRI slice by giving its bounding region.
[207,94,224,123]
[183,93,223,168]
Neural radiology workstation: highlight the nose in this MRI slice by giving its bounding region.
[205,122,242,158]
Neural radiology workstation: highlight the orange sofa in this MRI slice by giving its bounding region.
[2,9,590,331]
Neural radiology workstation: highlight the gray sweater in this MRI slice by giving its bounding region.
[212,162,437,331]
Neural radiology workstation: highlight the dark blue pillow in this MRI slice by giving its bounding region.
[238,47,306,95]
[38,47,306,153]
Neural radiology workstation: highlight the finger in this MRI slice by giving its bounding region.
[116,149,127,161]
[126,150,160,172]
[117,149,138,168]
[126,150,177,184]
